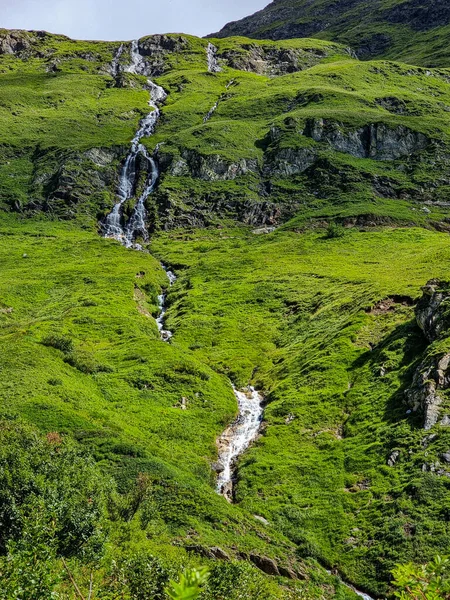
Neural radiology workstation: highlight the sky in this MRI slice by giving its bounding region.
[0,0,269,40]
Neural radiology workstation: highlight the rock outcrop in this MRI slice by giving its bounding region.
[303,119,429,161]
[406,280,450,429]
[162,149,259,182]
[216,43,350,77]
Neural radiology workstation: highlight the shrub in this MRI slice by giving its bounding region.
[325,222,345,239]
[0,420,111,558]
[42,334,74,353]
[166,567,209,600]
[392,555,450,599]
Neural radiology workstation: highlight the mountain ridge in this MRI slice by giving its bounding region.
[211,0,450,67]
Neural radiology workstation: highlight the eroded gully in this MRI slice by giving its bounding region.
[103,40,375,600]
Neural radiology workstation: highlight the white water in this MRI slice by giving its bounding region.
[207,43,221,73]
[216,386,264,501]
[156,266,177,342]
[110,43,124,78]
[104,40,167,248]
[203,101,219,123]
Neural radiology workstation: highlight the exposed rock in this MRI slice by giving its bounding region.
[388,450,400,467]
[442,452,450,463]
[0,31,32,55]
[385,0,450,32]
[185,545,230,560]
[406,280,450,429]
[254,514,270,525]
[416,280,450,342]
[303,118,429,161]
[263,147,317,176]
[165,150,259,181]
[252,226,276,235]
[211,461,225,473]
[249,554,280,576]
[210,546,230,560]
[217,43,343,77]
[278,566,299,580]
[137,35,189,76]
[84,148,117,167]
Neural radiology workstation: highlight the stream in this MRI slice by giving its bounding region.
[156,266,176,342]
[216,386,264,502]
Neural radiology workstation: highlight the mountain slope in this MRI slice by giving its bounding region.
[212,0,450,67]
[0,27,450,599]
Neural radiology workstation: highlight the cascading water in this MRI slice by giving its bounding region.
[216,386,264,501]
[156,266,177,342]
[206,42,221,73]
[104,40,167,248]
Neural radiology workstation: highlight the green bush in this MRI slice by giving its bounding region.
[392,555,450,600]
[0,420,110,558]
[324,222,345,239]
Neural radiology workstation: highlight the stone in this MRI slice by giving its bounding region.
[388,450,400,467]
[249,554,280,576]
[441,452,450,463]
[278,566,298,580]
[210,546,230,560]
[254,514,270,525]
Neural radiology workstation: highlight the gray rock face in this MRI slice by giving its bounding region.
[264,147,316,176]
[166,150,259,181]
[441,451,450,464]
[137,35,188,76]
[0,31,32,55]
[406,280,450,430]
[217,43,345,77]
[304,118,429,160]
[416,280,450,342]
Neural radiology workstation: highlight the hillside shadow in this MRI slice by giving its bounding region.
[349,318,428,427]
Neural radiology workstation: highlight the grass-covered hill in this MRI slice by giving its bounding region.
[0,27,450,599]
[212,0,450,67]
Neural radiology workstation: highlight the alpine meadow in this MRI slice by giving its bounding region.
[1,0,450,598]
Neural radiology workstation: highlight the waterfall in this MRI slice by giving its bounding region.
[110,43,124,78]
[216,386,264,501]
[206,43,221,73]
[156,266,177,342]
[103,40,167,248]
[203,101,219,123]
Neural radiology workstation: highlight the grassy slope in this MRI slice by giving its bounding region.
[0,29,450,597]
[0,215,359,598]
[153,224,450,596]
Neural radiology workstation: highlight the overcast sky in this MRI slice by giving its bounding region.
[0,0,268,40]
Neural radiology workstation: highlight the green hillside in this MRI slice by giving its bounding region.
[213,0,450,67]
[0,27,449,599]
